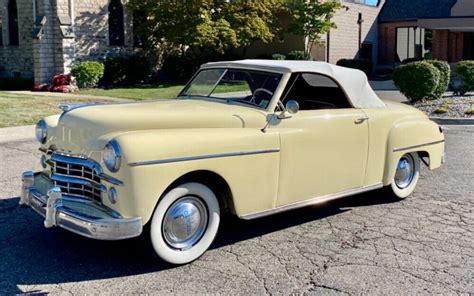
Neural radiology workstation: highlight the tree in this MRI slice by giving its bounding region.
[128,0,286,56]
[289,0,342,59]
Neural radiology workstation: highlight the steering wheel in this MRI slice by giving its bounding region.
[249,88,274,105]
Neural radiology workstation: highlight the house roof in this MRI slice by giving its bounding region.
[201,60,386,109]
[379,0,457,22]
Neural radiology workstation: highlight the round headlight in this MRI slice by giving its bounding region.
[35,119,48,144]
[103,139,122,172]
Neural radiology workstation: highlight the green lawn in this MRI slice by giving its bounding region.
[0,92,115,128]
[1,83,253,128]
[77,84,184,100]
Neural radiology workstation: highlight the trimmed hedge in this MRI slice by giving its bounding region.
[71,61,105,88]
[456,60,474,95]
[426,60,450,98]
[393,61,440,102]
[271,54,286,60]
[286,50,307,60]
[101,55,151,87]
[336,58,373,76]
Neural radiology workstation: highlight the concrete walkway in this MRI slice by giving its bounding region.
[369,80,398,90]
[0,125,34,144]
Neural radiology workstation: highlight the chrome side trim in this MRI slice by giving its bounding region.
[128,148,280,167]
[393,139,445,152]
[240,183,383,220]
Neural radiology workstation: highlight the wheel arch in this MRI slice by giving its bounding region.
[161,170,236,216]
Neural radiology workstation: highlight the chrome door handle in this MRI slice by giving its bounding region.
[354,116,369,124]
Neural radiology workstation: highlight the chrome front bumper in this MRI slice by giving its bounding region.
[20,171,143,240]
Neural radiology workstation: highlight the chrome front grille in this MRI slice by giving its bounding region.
[50,153,103,202]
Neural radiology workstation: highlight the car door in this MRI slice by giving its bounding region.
[270,73,369,207]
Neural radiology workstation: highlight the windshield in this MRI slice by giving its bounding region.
[179,68,282,109]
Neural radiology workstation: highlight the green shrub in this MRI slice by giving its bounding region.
[272,54,286,60]
[71,61,105,88]
[393,61,441,102]
[101,57,128,86]
[161,52,202,83]
[161,50,242,83]
[434,107,448,114]
[0,77,34,90]
[336,58,373,76]
[426,60,450,98]
[286,50,308,60]
[456,60,474,95]
[101,55,151,87]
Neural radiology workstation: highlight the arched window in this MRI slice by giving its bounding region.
[8,0,19,46]
[108,0,124,46]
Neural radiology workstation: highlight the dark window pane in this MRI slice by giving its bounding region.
[108,0,124,46]
[8,0,19,46]
[0,21,3,46]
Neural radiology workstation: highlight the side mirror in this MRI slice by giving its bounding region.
[286,100,299,114]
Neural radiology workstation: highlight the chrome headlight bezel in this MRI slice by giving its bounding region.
[103,139,122,173]
[35,119,48,144]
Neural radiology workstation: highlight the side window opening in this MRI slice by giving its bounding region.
[281,73,352,110]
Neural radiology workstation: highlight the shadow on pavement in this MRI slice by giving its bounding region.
[0,190,394,293]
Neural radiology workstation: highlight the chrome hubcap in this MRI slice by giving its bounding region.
[394,154,415,189]
[162,196,208,250]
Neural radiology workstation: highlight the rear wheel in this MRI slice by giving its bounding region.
[386,153,421,200]
[150,183,220,265]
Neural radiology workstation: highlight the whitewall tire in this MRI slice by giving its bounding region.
[387,153,421,200]
[150,182,220,265]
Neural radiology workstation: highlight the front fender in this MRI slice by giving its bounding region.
[103,128,280,224]
[383,118,444,185]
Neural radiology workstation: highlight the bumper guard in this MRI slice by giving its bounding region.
[20,171,143,240]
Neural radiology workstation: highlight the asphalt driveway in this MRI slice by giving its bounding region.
[0,126,472,294]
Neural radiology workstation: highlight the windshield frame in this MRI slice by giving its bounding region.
[177,67,285,111]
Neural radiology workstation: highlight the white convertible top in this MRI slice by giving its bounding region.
[202,59,386,109]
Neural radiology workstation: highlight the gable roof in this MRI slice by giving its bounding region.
[379,0,457,22]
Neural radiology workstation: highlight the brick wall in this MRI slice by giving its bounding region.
[0,0,35,78]
[432,30,464,63]
[378,21,418,64]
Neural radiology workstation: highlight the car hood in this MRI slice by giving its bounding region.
[52,99,268,153]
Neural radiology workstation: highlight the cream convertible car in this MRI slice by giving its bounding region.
[21,60,445,264]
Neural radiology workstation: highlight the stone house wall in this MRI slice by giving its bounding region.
[73,0,133,63]
[0,0,35,78]
[0,0,134,83]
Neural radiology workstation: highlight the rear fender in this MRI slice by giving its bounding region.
[383,119,444,185]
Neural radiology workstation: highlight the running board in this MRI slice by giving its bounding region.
[240,183,383,220]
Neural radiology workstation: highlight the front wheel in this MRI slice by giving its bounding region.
[385,152,421,200]
[150,183,220,265]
